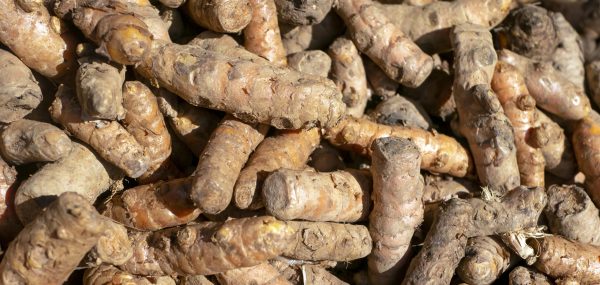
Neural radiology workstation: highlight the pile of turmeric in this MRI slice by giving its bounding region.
[0,0,598,284]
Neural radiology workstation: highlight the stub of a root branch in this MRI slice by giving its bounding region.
[500,226,549,265]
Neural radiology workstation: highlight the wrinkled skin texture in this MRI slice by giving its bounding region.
[122,81,173,183]
[283,221,372,261]
[375,0,512,54]
[0,50,42,123]
[304,266,348,285]
[368,138,423,285]
[244,0,287,66]
[491,62,545,187]
[83,220,132,267]
[217,263,292,285]
[328,37,369,117]
[545,185,600,246]
[0,0,77,78]
[179,275,215,285]
[186,31,243,55]
[572,111,600,208]
[268,259,304,284]
[275,0,333,25]
[530,236,600,284]
[234,128,320,210]
[84,265,176,285]
[119,216,294,276]
[287,50,331,77]
[498,49,590,121]
[500,5,559,61]
[0,192,109,285]
[0,158,20,244]
[531,109,577,179]
[191,115,268,214]
[371,95,432,130]
[0,119,73,165]
[263,168,371,222]
[542,0,599,57]
[325,117,472,177]
[231,51,334,208]
[551,12,585,89]
[509,266,552,285]
[185,0,252,33]
[50,85,149,178]
[76,57,126,120]
[457,236,517,285]
[556,279,581,285]
[335,0,433,87]
[14,143,121,224]
[451,24,519,195]
[137,40,346,129]
[402,186,547,285]
[104,178,200,231]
